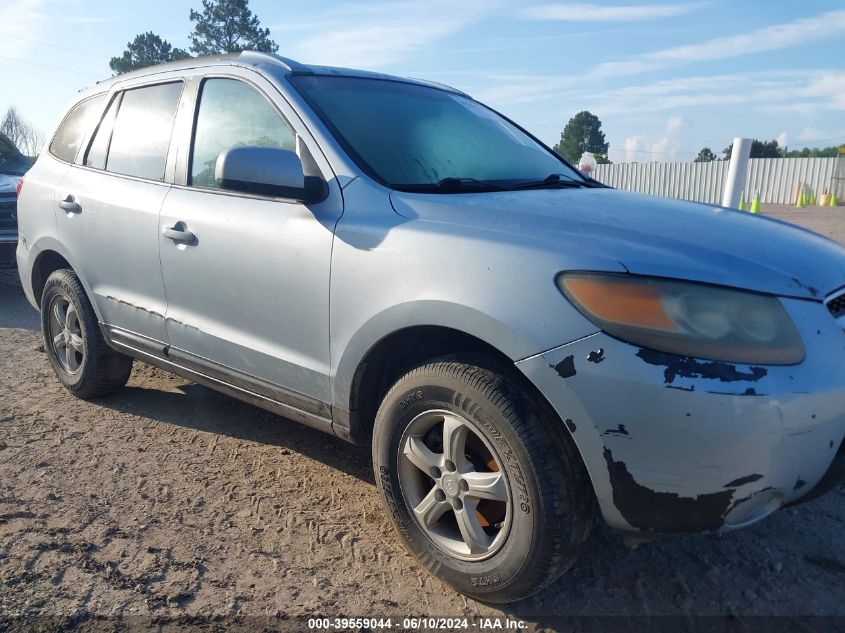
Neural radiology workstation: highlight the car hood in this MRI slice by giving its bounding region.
[390,188,845,300]
[0,173,20,195]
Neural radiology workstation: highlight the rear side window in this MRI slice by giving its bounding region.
[49,94,106,163]
[105,82,183,181]
[190,78,295,189]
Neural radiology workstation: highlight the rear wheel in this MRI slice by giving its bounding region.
[41,269,133,398]
[373,357,594,603]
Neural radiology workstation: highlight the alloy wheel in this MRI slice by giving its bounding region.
[48,295,84,374]
[398,409,512,561]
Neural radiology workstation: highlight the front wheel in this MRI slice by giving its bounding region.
[373,358,594,603]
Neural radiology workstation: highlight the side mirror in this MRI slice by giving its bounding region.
[215,146,325,202]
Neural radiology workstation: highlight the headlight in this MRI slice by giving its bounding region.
[557,272,804,365]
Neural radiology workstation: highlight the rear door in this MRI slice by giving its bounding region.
[55,79,184,352]
[158,69,343,412]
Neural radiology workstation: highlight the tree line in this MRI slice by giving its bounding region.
[695,140,840,163]
[545,114,840,166]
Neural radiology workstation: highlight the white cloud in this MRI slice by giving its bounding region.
[449,10,845,117]
[521,2,703,22]
[803,72,845,110]
[776,131,788,148]
[612,115,694,163]
[594,10,845,77]
[798,128,823,142]
[476,68,845,127]
[285,0,503,68]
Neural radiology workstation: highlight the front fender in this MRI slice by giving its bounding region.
[331,299,546,412]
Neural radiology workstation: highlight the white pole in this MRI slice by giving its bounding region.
[722,137,752,208]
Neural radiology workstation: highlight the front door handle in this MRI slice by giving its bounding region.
[58,194,81,214]
[163,223,197,245]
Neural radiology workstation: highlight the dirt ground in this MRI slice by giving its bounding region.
[1,205,844,631]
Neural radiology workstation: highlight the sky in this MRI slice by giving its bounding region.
[1,0,844,162]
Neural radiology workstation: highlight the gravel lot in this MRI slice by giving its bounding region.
[1,205,844,631]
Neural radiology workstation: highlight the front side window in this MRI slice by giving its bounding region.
[290,75,583,190]
[105,82,183,181]
[49,94,106,163]
[190,78,296,189]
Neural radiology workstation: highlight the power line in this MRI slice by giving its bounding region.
[609,147,698,155]
[0,55,103,78]
[2,33,110,59]
[795,134,845,147]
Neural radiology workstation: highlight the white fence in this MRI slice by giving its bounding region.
[592,157,838,205]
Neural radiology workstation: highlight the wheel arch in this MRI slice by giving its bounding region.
[27,239,102,322]
[31,249,72,305]
[333,302,584,455]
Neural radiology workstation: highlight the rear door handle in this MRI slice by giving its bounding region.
[163,223,197,245]
[58,194,81,214]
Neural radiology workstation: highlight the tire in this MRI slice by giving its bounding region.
[373,357,595,603]
[40,269,133,399]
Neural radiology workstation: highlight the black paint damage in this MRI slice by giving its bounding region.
[790,276,819,298]
[603,448,734,532]
[564,418,577,433]
[587,348,605,363]
[636,348,767,385]
[553,355,577,379]
[603,424,629,437]
[707,387,766,397]
[723,473,763,488]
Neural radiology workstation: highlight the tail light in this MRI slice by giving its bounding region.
[16,176,24,198]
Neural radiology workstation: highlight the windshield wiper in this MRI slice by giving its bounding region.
[389,177,509,193]
[389,174,598,194]
[506,174,587,190]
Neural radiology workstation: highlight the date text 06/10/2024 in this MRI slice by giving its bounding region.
[307,617,528,630]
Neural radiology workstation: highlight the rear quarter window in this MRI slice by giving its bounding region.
[49,94,106,163]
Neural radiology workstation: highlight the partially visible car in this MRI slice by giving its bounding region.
[0,132,31,266]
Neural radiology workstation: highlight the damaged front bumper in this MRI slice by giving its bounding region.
[516,296,845,534]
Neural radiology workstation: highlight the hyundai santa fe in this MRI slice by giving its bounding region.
[15,52,845,603]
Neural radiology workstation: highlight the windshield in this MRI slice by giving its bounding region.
[290,75,583,191]
[0,134,31,176]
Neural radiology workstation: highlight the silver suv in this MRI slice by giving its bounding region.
[16,52,845,603]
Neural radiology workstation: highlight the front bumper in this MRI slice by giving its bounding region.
[516,296,845,534]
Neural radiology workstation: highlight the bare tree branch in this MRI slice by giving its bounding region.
[1,106,45,157]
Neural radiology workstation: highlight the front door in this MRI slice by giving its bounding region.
[158,74,342,412]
